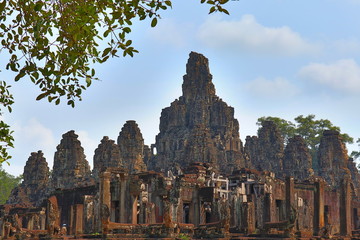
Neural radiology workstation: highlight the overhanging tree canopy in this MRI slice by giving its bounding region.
[0,0,230,163]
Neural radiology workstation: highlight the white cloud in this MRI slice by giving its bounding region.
[246,77,299,98]
[197,14,319,56]
[18,118,56,152]
[148,19,188,48]
[298,59,360,93]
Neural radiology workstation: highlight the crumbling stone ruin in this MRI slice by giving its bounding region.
[245,121,284,176]
[118,120,147,173]
[317,130,351,188]
[150,52,245,174]
[1,52,360,240]
[51,130,93,190]
[6,151,49,207]
[283,135,314,181]
[93,136,122,180]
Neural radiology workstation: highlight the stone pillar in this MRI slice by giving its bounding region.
[164,200,174,228]
[99,171,111,229]
[132,195,138,224]
[244,202,255,234]
[0,215,4,237]
[26,216,31,230]
[119,179,127,223]
[340,177,351,236]
[286,177,295,220]
[40,210,46,230]
[70,205,74,235]
[75,204,83,234]
[191,188,200,226]
[314,178,324,236]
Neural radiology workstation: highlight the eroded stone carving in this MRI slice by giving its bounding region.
[93,136,122,179]
[318,130,351,188]
[118,120,147,173]
[7,151,49,206]
[151,52,245,174]
[52,130,92,189]
[283,135,313,181]
[245,121,284,175]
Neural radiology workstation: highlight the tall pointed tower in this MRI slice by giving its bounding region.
[151,52,245,174]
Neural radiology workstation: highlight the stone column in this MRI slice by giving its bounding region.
[340,177,351,236]
[285,177,295,236]
[0,215,4,237]
[100,171,111,230]
[75,204,83,234]
[191,188,200,226]
[313,178,324,236]
[119,178,127,223]
[286,177,295,220]
[245,202,255,234]
[132,195,138,224]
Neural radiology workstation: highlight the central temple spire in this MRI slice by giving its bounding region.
[182,52,216,102]
[151,52,245,174]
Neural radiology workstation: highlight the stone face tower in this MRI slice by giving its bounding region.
[117,120,147,173]
[93,136,122,179]
[283,135,313,180]
[7,151,50,206]
[245,121,284,175]
[52,130,92,189]
[151,52,245,174]
[317,130,351,188]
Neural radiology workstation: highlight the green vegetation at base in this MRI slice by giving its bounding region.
[0,164,22,204]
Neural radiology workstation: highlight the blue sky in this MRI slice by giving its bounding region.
[2,0,360,176]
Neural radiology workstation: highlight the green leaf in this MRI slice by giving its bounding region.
[102,47,111,57]
[220,8,229,15]
[151,18,157,27]
[125,40,132,46]
[36,92,48,101]
[86,76,92,87]
[209,6,216,14]
[165,1,172,7]
[34,1,43,11]
[0,1,6,14]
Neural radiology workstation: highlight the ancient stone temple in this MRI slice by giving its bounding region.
[317,130,351,188]
[2,52,360,240]
[245,121,284,176]
[7,151,49,207]
[51,130,92,189]
[283,135,313,181]
[93,136,122,180]
[117,120,147,173]
[151,52,245,174]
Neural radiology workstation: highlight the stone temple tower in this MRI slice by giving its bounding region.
[51,130,92,189]
[150,52,245,174]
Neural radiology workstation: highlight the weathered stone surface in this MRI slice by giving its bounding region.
[93,136,122,179]
[52,130,92,189]
[244,136,258,169]
[7,151,50,206]
[348,157,360,195]
[245,121,284,175]
[151,52,245,174]
[117,120,147,173]
[143,144,152,167]
[283,135,313,180]
[317,130,351,188]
